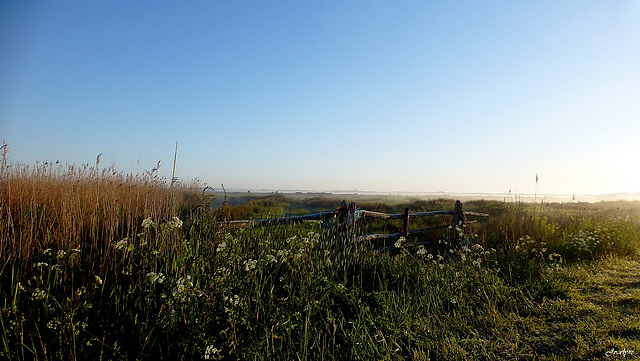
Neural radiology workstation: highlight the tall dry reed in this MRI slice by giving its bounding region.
[0,156,179,273]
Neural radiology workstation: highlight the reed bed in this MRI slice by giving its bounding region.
[0,158,176,264]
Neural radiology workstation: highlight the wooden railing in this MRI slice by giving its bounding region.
[228,200,489,247]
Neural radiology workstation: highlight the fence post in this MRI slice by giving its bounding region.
[401,207,409,238]
[448,201,465,244]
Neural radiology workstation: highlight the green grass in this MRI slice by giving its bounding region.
[1,160,640,360]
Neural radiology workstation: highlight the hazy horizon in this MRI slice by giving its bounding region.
[207,187,640,204]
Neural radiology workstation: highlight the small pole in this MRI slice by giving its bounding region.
[171,141,178,215]
[401,208,409,238]
[534,173,539,204]
[448,201,464,244]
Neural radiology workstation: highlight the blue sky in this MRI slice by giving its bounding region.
[2,1,640,196]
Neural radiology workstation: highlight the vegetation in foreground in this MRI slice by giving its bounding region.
[1,158,640,360]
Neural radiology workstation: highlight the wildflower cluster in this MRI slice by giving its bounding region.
[142,217,154,229]
[301,231,320,248]
[168,216,183,229]
[223,294,242,312]
[216,241,227,253]
[142,216,183,239]
[204,345,221,360]
[33,247,81,276]
[455,243,497,269]
[512,235,566,270]
[32,288,48,301]
[115,238,129,250]
[547,252,563,270]
[243,259,257,272]
[147,272,165,284]
[394,236,407,249]
[115,238,135,252]
[173,275,194,302]
[564,229,608,259]
[515,235,547,260]
[273,232,321,264]
[264,254,277,263]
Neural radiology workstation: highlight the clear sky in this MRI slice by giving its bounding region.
[2,1,639,196]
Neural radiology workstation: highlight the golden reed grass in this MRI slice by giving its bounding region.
[0,154,182,269]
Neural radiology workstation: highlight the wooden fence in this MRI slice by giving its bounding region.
[228,200,489,249]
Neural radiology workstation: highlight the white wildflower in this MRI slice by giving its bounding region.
[115,238,128,250]
[216,242,226,253]
[173,275,193,301]
[216,266,230,277]
[286,235,298,244]
[244,259,257,271]
[204,345,221,360]
[417,245,427,255]
[142,217,154,229]
[394,237,407,249]
[94,275,103,285]
[265,254,277,263]
[147,272,165,284]
[47,320,59,330]
[32,288,47,300]
[224,294,241,306]
[548,253,563,263]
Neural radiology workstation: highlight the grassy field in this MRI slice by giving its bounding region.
[1,160,640,360]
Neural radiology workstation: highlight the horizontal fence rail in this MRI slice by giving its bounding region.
[358,210,451,219]
[226,200,489,247]
[227,209,486,226]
